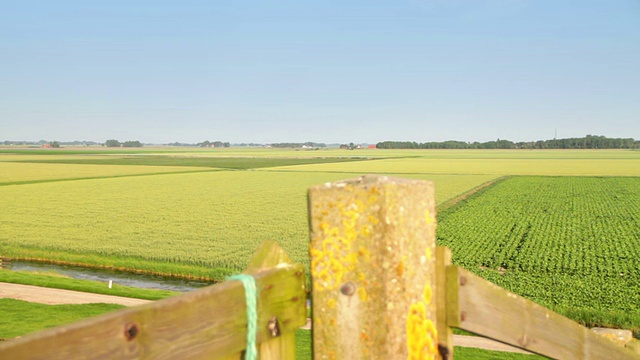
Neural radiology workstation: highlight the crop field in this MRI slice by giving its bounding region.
[0,167,497,278]
[266,156,640,176]
[11,155,372,170]
[437,176,640,330]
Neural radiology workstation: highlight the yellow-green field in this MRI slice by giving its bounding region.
[0,155,117,161]
[0,162,213,184]
[0,170,496,278]
[267,156,640,176]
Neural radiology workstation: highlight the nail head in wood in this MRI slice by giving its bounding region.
[267,316,280,337]
[124,322,139,341]
[340,282,356,296]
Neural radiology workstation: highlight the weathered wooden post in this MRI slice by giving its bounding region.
[308,175,440,359]
[244,240,307,360]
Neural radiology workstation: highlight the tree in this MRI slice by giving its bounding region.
[105,139,121,147]
[122,140,143,147]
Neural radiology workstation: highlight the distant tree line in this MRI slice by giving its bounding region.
[197,140,230,148]
[2,140,100,146]
[270,142,326,148]
[235,143,267,147]
[104,139,143,147]
[377,135,639,150]
[167,142,195,147]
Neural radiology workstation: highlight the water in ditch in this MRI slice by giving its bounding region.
[4,261,213,293]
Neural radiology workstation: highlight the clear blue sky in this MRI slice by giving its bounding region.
[1,0,638,144]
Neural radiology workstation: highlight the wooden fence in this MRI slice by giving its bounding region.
[0,241,306,359]
[1,175,639,359]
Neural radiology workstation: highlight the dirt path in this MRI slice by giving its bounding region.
[298,318,532,354]
[1,282,532,354]
[0,282,151,306]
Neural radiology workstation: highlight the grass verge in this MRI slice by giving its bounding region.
[0,298,124,340]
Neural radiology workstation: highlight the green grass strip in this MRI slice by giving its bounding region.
[0,298,125,339]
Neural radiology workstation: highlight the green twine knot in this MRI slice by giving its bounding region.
[227,274,258,360]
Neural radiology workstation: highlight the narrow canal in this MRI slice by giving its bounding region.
[4,261,213,293]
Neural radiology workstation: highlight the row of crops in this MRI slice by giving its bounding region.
[437,176,640,315]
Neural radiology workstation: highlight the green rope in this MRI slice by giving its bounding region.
[227,274,258,360]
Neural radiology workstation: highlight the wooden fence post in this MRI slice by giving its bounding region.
[435,247,453,359]
[308,175,439,359]
[244,240,306,360]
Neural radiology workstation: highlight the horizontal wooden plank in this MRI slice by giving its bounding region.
[446,266,640,360]
[0,264,306,360]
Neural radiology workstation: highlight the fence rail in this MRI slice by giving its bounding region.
[0,241,306,360]
[446,264,639,359]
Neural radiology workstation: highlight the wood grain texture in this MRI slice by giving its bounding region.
[308,175,438,359]
[0,242,306,360]
[248,240,303,360]
[435,246,453,360]
[447,266,640,360]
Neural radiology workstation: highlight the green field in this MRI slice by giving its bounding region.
[1,148,640,350]
[437,176,640,332]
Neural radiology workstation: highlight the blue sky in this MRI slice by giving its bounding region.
[1,0,638,144]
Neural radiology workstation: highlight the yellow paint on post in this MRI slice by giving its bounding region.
[407,302,438,360]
